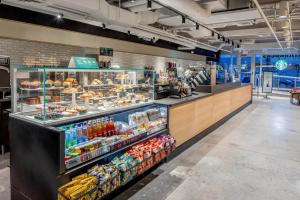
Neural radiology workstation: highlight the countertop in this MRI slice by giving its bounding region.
[155,83,252,107]
[155,92,212,106]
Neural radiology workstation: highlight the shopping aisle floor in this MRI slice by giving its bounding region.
[1,97,300,200]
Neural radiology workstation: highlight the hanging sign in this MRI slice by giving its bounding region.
[68,56,99,69]
[262,71,273,93]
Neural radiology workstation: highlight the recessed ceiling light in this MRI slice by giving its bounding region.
[279,15,287,19]
[131,0,135,2]
[56,13,63,19]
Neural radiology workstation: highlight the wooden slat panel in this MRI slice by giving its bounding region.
[170,85,252,146]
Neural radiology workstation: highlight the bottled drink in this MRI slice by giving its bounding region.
[87,121,93,139]
[75,123,83,144]
[109,117,116,135]
[97,118,102,137]
[103,117,108,137]
[92,120,98,138]
[82,122,88,142]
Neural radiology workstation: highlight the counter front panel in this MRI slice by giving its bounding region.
[169,84,252,146]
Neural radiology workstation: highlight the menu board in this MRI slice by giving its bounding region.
[0,56,10,87]
[262,71,273,93]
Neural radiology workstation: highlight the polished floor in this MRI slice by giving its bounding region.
[1,97,300,200]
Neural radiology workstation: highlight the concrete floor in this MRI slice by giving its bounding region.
[1,97,300,200]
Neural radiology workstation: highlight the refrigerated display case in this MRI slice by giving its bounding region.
[11,66,154,125]
[10,101,170,200]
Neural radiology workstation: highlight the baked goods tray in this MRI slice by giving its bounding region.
[20,87,64,91]
[83,84,115,88]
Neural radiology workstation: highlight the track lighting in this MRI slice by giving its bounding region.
[182,16,186,24]
[211,31,215,37]
[128,30,131,35]
[102,23,106,29]
[218,34,221,40]
[196,23,199,30]
[147,0,152,10]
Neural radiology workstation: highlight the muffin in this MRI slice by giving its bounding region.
[45,80,54,88]
[54,80,62,87]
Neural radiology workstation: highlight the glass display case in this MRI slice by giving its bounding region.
[58,104,168,169]
[11,66,154,125]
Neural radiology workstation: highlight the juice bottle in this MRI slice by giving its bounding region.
[92,120,97,138]
[109,117,116,135]
[96,119,102,137]
[75,123,83,144]
[82,121,88,142]
[65,129,71,149]
[100,118,105,137]
[103,117,108,137]
[87,121,93,139]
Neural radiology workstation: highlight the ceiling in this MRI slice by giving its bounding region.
[1,0,300,52]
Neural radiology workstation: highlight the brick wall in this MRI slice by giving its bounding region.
[0,37,87,66]
[0,37,205,69]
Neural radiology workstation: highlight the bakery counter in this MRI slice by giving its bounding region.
[165,84,252,146]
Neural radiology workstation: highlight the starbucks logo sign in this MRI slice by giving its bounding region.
[275,59,288,70]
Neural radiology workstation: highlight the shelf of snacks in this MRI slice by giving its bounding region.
[59,106,168,170]
[58,134,176,200]
[11,66,155,125]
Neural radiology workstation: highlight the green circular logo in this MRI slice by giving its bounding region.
[275,59,288,70]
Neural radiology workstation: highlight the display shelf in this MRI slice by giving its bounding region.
[65,124,167,169]
[20,87,64,91]
[64,127,168,175]
[83,84,115,88]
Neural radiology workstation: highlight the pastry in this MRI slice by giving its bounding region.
[52,96,61,102]
[45,80,54,88]
[75,106,88,114]
[91,79,102,86]
[95,92,104,98]
[106,79,113,85]
[63,87,78,93]
[20,80,30,88]
[80,93,93,99]
[64,78,78,87]
[54,80,62,87]
[88,91,96,96]
[25,97,40,105]
[63,81,72,88]
[29,81,41,89]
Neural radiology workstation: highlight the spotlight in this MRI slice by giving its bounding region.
[102,23,106,29]
[222,37,225,42]
[56,13,63,19]
[128,30,131,35]
[211,31,215,37]
[147,0,152,10]
[232,41,234,46]
[196,23,199,30]
[182,16,186,24]
[218,34,221,39]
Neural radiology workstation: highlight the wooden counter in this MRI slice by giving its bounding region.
[169,84,252,146]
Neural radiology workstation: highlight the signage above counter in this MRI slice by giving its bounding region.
[68,56,99,69]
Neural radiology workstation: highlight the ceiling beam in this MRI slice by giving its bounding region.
[252,0,283,48]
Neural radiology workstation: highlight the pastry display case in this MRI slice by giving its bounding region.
[11,66,154,125]
[10,100,170,200]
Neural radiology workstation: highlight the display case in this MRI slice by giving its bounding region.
[11,66,154,125]
[10,102,171,200]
